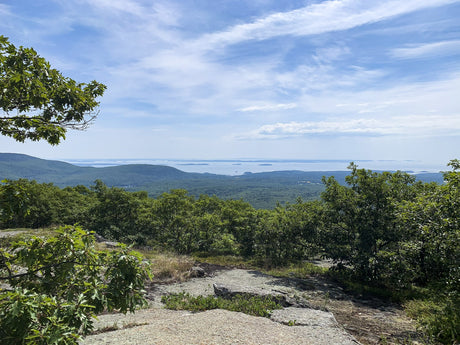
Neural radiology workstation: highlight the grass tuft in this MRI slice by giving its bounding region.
[146,252,195,283]
[263,262,328,279]
[192,254,253,268]
[404,297,459,345]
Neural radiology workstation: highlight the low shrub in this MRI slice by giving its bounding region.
[161,292,282,317]
[405,295,459,345]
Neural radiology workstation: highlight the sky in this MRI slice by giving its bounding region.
[0,0,459,167]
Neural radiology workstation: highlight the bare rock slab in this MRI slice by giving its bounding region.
[82,309,361,345]
[270,307,338,327]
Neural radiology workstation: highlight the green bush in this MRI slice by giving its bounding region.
[0,226,152,344]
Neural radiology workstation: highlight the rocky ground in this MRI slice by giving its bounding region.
[0,231,421,345]
[81,265,421,345]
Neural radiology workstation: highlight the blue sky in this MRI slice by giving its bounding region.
[1,0,459,167]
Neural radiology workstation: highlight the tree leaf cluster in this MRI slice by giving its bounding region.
[0,36,106,144]
[0,226,152,344]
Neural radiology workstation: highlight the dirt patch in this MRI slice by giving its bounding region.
[306,289,421,344]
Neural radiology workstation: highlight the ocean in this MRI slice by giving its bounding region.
[62,159,447,176]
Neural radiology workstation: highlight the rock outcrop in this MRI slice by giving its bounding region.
[213,282,311,308]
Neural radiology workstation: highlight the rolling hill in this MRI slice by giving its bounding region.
[0,153,443,208]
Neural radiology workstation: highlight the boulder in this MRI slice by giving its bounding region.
[189,266,206,278]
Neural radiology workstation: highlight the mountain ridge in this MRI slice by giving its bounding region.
[0,153,444,208]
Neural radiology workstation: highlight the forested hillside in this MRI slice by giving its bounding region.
[0,153,444,208]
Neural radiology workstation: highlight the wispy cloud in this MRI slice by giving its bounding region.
[236,73,460,139]
[390,40,460,59]
[313,45,351,64]
[192,0,460,50]
[293,73,460,116]
[2,0,459,161]
[275,64,386,93]
[83,0,146,16]
[238,103,297,112]
[38,0,457,120]
[84,0,182,27]
[0,4,11,15]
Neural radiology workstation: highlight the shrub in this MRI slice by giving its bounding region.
[0,226,152,344]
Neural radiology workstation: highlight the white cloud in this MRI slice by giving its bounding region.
[241,114,460,139]
[238,103,297,112]
[256,119,386,137]
[236,73,460,139]
[391,40,460,59]
[191,0,460,50]
[41,0,458,121]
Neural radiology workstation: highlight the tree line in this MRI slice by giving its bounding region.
[1,163,458,288]
[1,163,459,343]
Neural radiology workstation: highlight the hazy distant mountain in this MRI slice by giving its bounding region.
[0,153,204,185]
[0,153,444,208]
